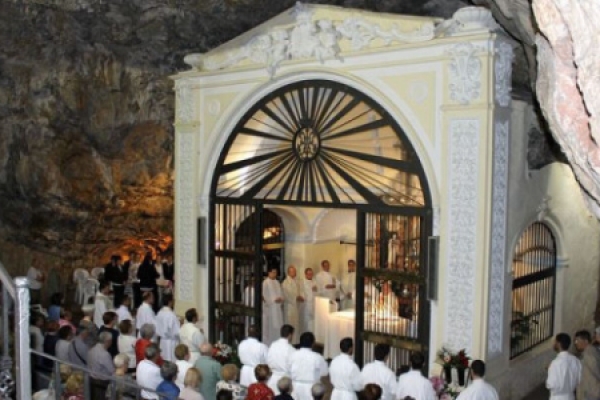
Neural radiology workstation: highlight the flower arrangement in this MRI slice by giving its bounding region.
[437,347,470,369]
[212,342,241,368]
[430,376,463,400]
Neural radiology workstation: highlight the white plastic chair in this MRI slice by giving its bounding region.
[82,278,100,305]
[73,268,90,305]
[91,267,104,280]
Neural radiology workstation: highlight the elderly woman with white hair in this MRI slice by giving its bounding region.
[107,353,138,400]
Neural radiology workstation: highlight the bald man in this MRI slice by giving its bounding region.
[195,343,222,400]
[282,265,304,342]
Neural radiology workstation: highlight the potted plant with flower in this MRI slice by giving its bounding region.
[437,347,470,386]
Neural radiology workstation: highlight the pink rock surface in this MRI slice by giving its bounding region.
[533,0,600,216]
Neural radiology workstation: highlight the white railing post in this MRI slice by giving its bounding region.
[14,277,31,400]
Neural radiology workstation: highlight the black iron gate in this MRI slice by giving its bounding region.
[355,210,431,368]
[209,202,264,345]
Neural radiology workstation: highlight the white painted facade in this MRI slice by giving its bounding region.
[172,4,600,399]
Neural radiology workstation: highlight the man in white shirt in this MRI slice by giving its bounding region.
[396,351,437,400]
[155,293,180,362]
[282,265,304,341]
[361,344,396,400]
[238,325,269,387]
[116,295,134,322]
[262,266,284,345]
[290,332,329,400]
[302,268,318,334]
[329,337,363,400]
[179,308,204,365]
[94,280,113,328]
[136,291,156,337]
[546,333,582,400]
[267,324,297,394]
[340,260,357,310]
[136,343,163,400]
[315,260,338,311]
[174,344,193,390]
[456,360,499,400]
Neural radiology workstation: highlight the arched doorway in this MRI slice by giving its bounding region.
[209,79,432,367]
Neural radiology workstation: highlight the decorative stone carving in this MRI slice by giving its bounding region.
[176,133,196,302]
[184,2,436,77]
[447,43,483,105]
[208,100,221,116]
[176,81,195,123]
[536,196,552,222]
[452,6,501,33]
[495,39,514,107]
[488,119,509,356]
[445,119,480,352]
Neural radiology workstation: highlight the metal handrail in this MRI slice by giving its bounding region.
[30,349,171,400]
[0,261,16,298]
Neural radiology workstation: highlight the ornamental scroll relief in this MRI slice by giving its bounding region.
[444,119,480,352]
[184,4,499,77]
[488,119,509,356]
[495,39,514,107]
[447,43,484,105]
[176,133,196,302]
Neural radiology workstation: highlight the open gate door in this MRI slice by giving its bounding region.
[355,210,431,370]
[210,202,263,344]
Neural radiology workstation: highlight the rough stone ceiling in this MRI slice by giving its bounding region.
[0,0,551,263]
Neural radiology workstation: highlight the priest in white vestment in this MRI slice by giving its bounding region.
[290,332,328,400]
[116,295,134,323]
[155,293,180,362]
[456,360,499,400]
[282,265,303,342]
[179,308,204,365]
[546,333,581,400]
[302,268,318,334]
[360,344,396,400]
[329,338,363,400]
[267,324,297,394]
[136,291,157,338]
[340,260,357,310]
[315,260,339,312]
[262,267,284,345]
[94,281,113,328]
[238,325,269,387]
[396,352,437,400]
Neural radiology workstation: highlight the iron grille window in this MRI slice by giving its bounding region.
[510,222,557,359]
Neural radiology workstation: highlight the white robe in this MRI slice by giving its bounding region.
[456,379,500,400]
[302,279,317,334]
[262,278,283,346]
[238,337,269,387]
[136,302,156,337]
[289,348,328,400]
[546,351,582,400]
[175,359,193,390]
[315,271,338,311]
[329,353,363,400]
[282,276,302,340]
[116,304,133,322]
[396,370,437,400]
[179,322,204,365]
[155,306,180,362]
[93,292,112,328]
[267,338,296,394]
[360,360,396,400]
[340,272,356,310]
